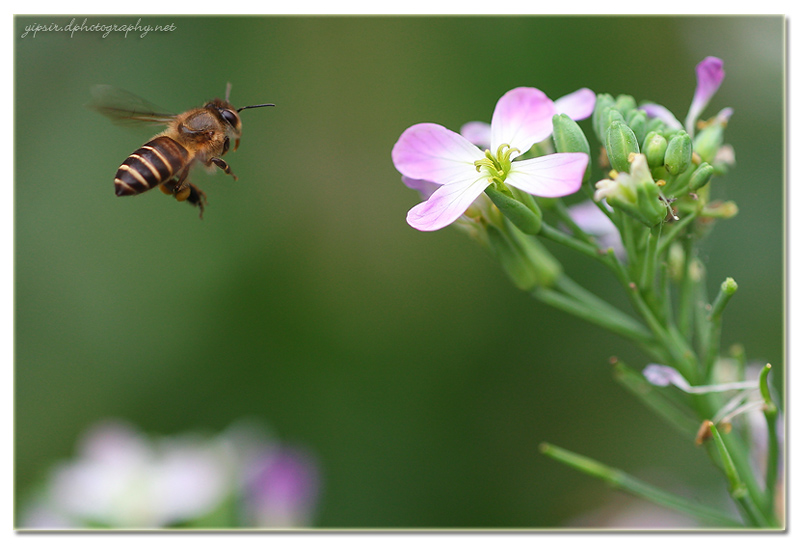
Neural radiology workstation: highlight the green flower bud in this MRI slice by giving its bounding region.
[688,162,715,191]
[484,184,542,235]
[642,132,668,168]
[694,123,725,163]
[605,120,640,173]
[592,93,615,142]
[614,94,638,117]
[594,154,666,227]
[625,109,647,148]
[596,107,626,150]
[664,131,693,176]
[552,114,591,182]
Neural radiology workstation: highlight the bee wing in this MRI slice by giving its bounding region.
[89,85,176,126]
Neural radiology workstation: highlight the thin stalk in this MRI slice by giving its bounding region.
[708,423,771,527]
[677,237,696,340]
[606,248,695,378]
[702,278,738,379]
[538,223,605,263]
[640,222,662,293]
[657,207,699,258]
[759,364,780,520]
[531,287,653,346]
[539,442,741,527]
[555,275,649,338]
[619,213,641,277]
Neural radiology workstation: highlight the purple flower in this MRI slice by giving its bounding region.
[392,87,589,232]
[685,57,725,136]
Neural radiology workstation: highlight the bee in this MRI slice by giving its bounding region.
[90,84,274,218]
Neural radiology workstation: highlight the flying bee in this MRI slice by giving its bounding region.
[90,84,274,218]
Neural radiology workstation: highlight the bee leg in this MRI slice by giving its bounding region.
[210,157,238,181]
[169,168,191,196]
[183,183,207,219]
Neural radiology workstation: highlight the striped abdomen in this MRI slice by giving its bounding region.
[114,136,190,196]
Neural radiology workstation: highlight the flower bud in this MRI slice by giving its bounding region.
[552,114,591,182]
[625,109,647,146]
[597,108,626,149]
[642,132,668,168]
[688,162,715,191]
[694,123,725,164]
[664,131,693,176]
[605,120,640,173]
[592,93,615,142]
[484,184,542,235]
[614,94,638,117]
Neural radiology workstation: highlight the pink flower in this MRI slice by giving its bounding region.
[685,57,725,136]
[460,87,596,149]
[392,87,589,231]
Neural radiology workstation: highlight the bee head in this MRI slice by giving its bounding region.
[206,85,274,152]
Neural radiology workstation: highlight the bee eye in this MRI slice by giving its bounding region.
[221,109,238,126]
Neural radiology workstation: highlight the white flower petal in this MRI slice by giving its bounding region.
[392,123,484,185]
[490,87,556,155]
[407,174,491,231]
[505,153,588,198]
[555,88,596,121]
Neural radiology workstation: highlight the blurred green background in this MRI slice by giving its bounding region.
[14,15,784,527]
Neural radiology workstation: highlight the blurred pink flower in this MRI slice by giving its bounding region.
[20,420,321,529]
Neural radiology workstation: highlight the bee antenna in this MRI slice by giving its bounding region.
[225,82,233,103]
[237,104,276,112]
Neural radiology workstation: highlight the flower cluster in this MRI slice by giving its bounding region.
[19,420,320,529]
[390,58,782,529]
[593,56,734,225]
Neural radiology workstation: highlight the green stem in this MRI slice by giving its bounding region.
[606,248,696,378]
[531,286,653,346]
[708,423,771,527]
[538,223,605,263]
[702,278,738,379]
[677,238,696,340]
[539,442,741,527]
[759,364,780,520]
[619,213,641,277]
[640,222,662,293]
[657,207,699,258]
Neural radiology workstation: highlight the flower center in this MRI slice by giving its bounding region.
[474,144,519,188]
